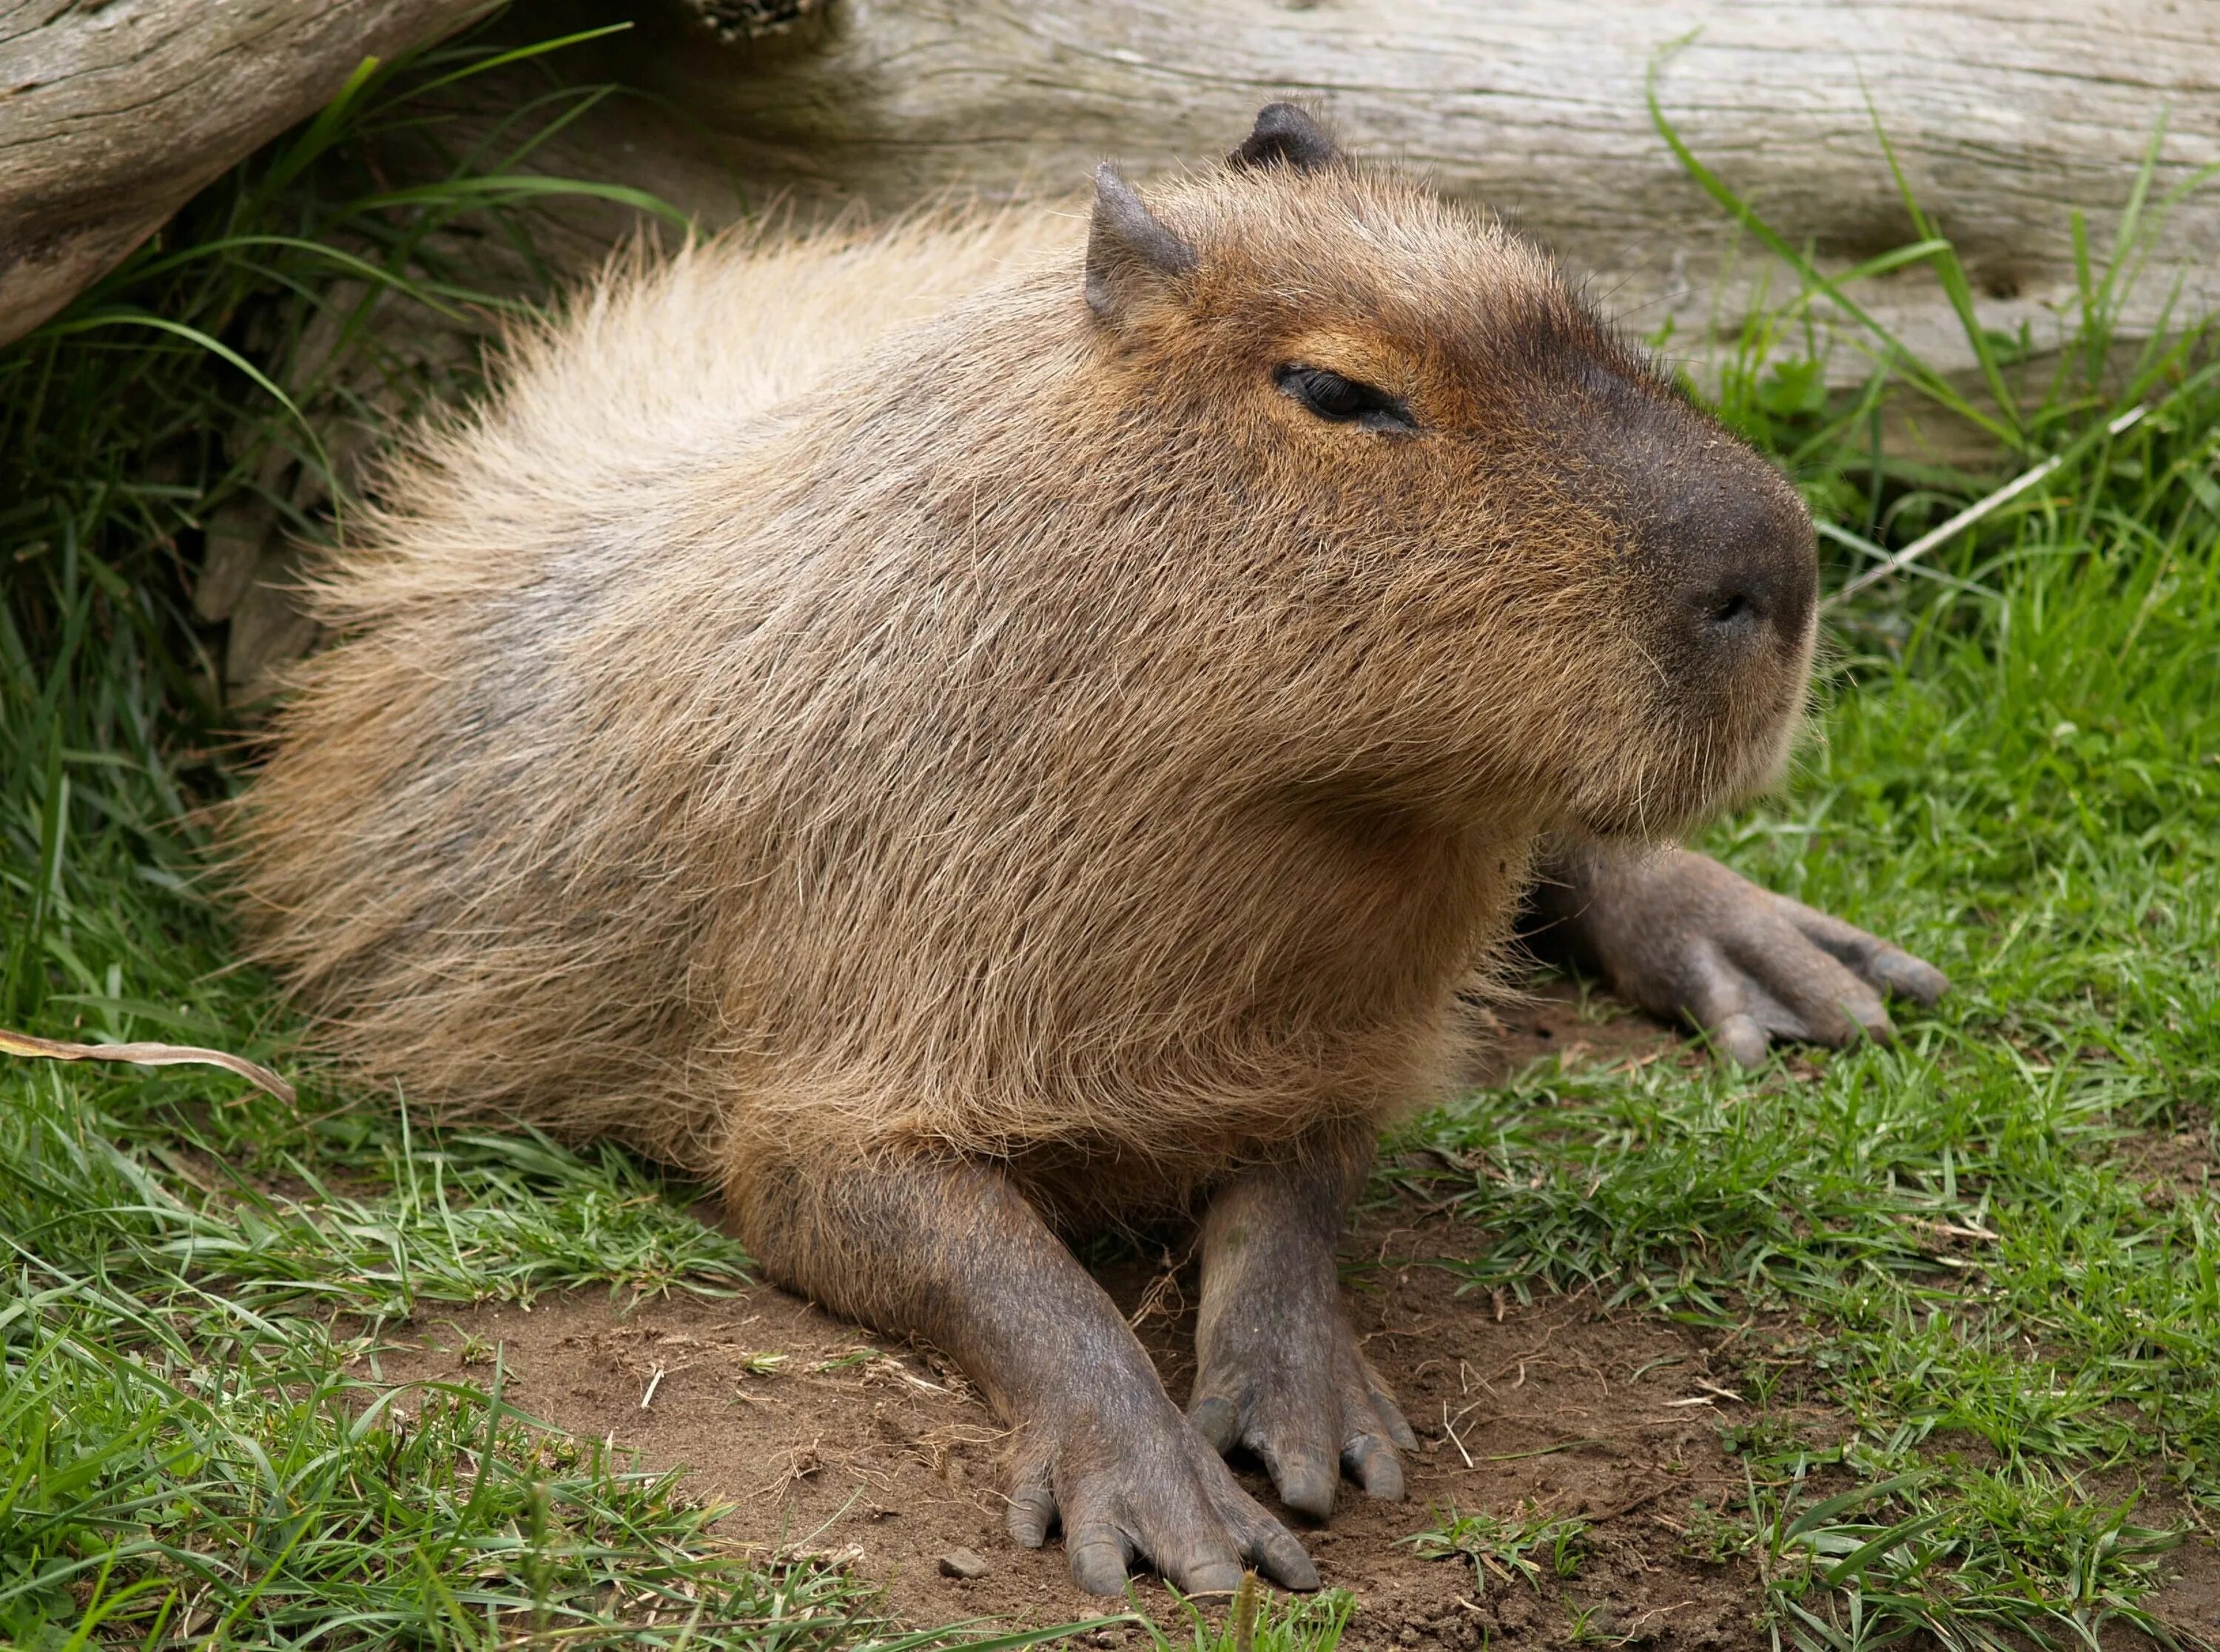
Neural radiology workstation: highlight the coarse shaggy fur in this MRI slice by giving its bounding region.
[230,152,1812,1221]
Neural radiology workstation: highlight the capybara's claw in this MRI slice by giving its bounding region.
[1188,1305,1412,1520]
[1009,1392,1319,1596]
[1343,1427,1407,1501]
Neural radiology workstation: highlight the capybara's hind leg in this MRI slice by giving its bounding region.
[1186,1125,1417,1518]
[727,1138,1319,1597]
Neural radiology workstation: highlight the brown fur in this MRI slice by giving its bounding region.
[231,121,1822,1589]
[230,155,1812,1221]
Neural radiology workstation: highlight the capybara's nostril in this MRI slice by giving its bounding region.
[1710,587,1758,632]
[1684,499,1815,661]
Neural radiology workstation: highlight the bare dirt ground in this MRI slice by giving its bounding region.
[366,987,2220,1648]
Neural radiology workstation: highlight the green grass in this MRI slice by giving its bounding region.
[1135,1576,1355,1652]
[2,27,2217,1651]
[0,18,1100,1651]
[1398,108,2220,1651]
[1403,1505,1590,1593]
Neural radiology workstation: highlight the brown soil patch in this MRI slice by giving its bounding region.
[2158,1545,2220,1643]
[1464,977,1693,1088]
[372,1232,1769,1648]
[359,986,2219,1646]
[372,985,1782,1647]
[2110,1106,2217,1206]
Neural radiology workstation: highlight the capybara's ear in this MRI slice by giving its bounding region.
[1228,102,1339,173]
[1085,163,1198,323]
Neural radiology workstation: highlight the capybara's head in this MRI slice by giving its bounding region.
[1070,103,1817,838]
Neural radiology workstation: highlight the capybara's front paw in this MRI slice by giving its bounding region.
[1004,1382,1319,1597]
[1186,1304,1416,1518]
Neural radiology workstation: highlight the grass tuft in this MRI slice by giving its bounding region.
[1137,1577,1356,1652]
[0,16,864,1647]
[1405,1505,1590,1594]
[0,1318,882,1648]
[1407,110,2220,1640]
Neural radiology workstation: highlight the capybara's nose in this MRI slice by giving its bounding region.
[1669,460,1817,664]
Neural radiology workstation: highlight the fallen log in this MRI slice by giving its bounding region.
[0,0,491,345]
[614,0,2220,387]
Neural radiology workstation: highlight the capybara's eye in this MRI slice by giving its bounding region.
[1274,364,1417,434]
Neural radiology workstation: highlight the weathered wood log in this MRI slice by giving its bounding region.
[610,0,2220,385]
[12,0,2212,380]
[0,0,491,345]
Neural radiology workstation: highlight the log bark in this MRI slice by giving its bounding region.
[615,0,2220,385]
[0,0,491,345]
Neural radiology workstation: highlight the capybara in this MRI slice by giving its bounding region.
[233,105,1945,1594]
